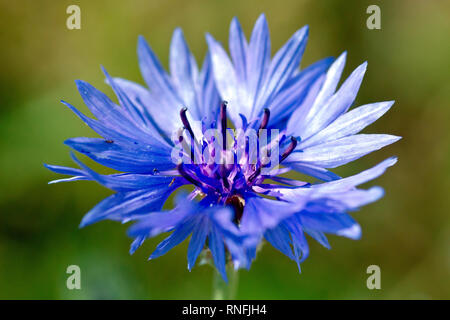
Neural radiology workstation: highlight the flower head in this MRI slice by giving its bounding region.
[46,14,400,280]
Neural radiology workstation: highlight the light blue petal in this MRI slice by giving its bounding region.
[75,80,146,138]
[169,28,200,118]
[299,101,395,149]
[270,57,333,124]
[313,157,398,191]
[102,66,150,130]
[137,35,181,108]
[283,161,341,181]
[229,17,248,83]
[299,210,362,240]
[206,33,242,125]
[309,51,347,113]
[304,228,331,249]
[246,14,270,115]
[301,61,368,139]
[255,26,309,116]
[130,235,146,255]
[287,219,309,271]
[240,196,308,234]
[286,134,401,168]
[109,77,176,143]
[44,164,86,177]
[289,52,347,137]
[198,53,220,123]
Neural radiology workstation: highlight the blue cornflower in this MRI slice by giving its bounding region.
[46,14,400,281]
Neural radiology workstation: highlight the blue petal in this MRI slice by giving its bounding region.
[277,157,397,207]
[109,77,176,143]
[197,53,220,124]
[240,196,308,234]
[320,187,385,210]
[304,228,331,249]
[285,217,309,270]
[187,216,209,271]
[288,52,347,137]
[301,61,368,139]
[45,163,86,177]
[283,161,341,181]
[208,225,227,282]
[264,224,295,260]
[137,35,181,107]
[314,157,398,191]
[286,134,401,168]
[169,28,200,119]
[229,17,248,83]
[70,151,183,192]
[206,33,242,125]
[62,100,169,149]
[149,218,196,260]
[246,14,270,115]
[127,205,193,239]
[130,235,146,254]
[102,66,150,130]
[255,26,309,115]
[299,101,395,149]
[299,210,362,240]
[75,80,145,137]
[80,184,179,227]
[309,52,347,112]
[65,137,175,173]
[269,57,333,124]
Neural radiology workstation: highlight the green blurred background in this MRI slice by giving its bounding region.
[0,0,449,299]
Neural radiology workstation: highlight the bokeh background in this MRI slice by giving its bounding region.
[0,0,449,299]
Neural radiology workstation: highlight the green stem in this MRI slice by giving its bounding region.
[212,265,239,300]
